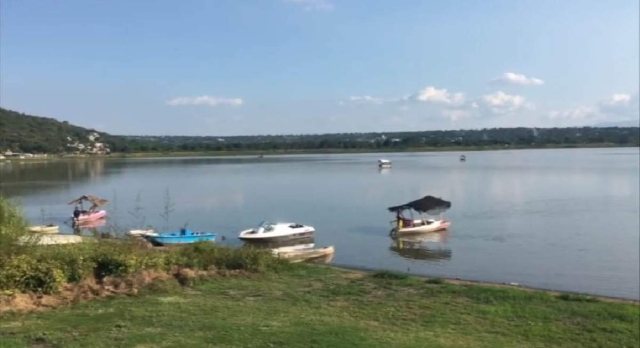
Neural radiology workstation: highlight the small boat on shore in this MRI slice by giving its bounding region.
[378,159,392,168]
[388,195,452,235]
[145,228,216,246]
[128,229,157,237]
[273,245,335,263]
[28,224,59,234]
[239,221,315,243]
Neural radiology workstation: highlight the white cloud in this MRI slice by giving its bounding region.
[284,0,333,11]
[547,92,639,124]
[442,109,471,121]
[348,95,386,104]
[166,95,243,107]
[491,72,544,86]
[481,91,531,114]
[345,86,466,106]
[411,86,466,106]
[598,93,639,119]
[548,106,598,120]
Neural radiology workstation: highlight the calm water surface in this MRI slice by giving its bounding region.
[1,148,638,299]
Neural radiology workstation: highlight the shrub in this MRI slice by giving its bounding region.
[556,293,600,302]
[0,255,65,294]
[426,278,445,285]
[371,271,409,280]
[0,196,36,258]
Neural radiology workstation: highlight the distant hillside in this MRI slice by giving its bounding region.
[594,119,640,128]
[0,108,114,154]
[1,107,638,154]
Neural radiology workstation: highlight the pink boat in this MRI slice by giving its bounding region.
[70,194,109,223]
[74,210,107,222]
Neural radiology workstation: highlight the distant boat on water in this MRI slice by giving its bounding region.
[459,155,466,162]
[378,159,392,168]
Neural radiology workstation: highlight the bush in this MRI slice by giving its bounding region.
[177,242,282,272]
[556,293,599,303]
[426,278,445,285]
[371,271,409,280]
[0,196,36,258]
[0,195,291,295]
[0,255,65,294]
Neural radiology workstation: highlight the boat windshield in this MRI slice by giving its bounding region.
[259,221,275,232]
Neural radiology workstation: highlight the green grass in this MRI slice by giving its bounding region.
[1,266,637,348]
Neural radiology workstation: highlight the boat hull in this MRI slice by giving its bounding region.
[239,230,315,243]
[395,221,451,235]
[146,234,216,246]
[274,246,335,263]
[74,210,107,222]
[28,225,59,233]
[128,229,157,237]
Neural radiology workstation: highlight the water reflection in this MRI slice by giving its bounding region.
[389,231,452,263]
[0,159,107,197]
[72,218,107,237]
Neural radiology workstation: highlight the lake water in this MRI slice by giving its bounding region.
[1,148,639,300]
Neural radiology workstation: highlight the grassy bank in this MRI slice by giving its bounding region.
[1,267,638,348]
[1,197,639,347]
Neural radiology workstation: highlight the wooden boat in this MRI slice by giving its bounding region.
[145,228,216,246]
[128,229,157,237]
[19,234,84,245]
[28,224,59,233]
[388,195,452,235]
[273,245,335,263]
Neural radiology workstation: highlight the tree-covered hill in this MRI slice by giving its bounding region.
[0,108,115,154]
[1,107,638,154]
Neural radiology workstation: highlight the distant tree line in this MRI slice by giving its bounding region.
[1,107,638,154]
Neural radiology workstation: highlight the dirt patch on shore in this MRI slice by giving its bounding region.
[0,267,224,313]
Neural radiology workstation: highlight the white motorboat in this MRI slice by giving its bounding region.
[238,221,315,243]
[378,159,392,168]
[388,195,452,235]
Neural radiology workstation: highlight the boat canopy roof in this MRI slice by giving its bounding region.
[387,195,451,215]
[69,195,109,207]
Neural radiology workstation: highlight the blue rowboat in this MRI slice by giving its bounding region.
[145,228,216,246]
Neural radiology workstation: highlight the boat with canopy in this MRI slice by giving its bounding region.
[69,195,108,222]
[388,195,452,235]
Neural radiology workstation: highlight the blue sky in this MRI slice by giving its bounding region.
[1,0,638,135]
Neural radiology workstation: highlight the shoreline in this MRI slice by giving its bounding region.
[2,143,638,161]
[329,265,640,304]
